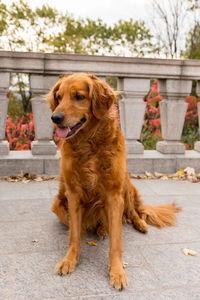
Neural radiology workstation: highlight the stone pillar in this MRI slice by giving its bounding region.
[194,81,200,152]
[156,79,191,154]
[118,78,148,154]
[30,75,59,155]
[0,72,10,155]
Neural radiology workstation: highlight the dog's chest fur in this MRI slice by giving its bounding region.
[61,139,123,203]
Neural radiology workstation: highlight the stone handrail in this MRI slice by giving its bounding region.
[0,51,200,174]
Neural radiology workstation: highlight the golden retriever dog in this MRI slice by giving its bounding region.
[47,73,180,290]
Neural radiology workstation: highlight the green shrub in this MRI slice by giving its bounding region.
[8,97,25,120]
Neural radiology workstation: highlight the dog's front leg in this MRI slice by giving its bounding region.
[106,194,127,290]
[55,191,82,275]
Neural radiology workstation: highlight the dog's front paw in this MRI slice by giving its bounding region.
[109,267,127,290]
[96,224,107,240]
[55,257,76,275]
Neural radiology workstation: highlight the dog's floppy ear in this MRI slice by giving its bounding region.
[46,75,70,111]
[88,74,116,119]
[46,79,62,111]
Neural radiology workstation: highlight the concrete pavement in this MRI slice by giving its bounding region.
[0,179,200,300]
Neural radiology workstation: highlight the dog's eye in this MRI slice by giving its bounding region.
[74,92,85,101]
[57,94,61,102]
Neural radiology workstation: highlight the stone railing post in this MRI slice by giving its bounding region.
[118,78,148,153]
[194,81,200,152]
[30,75,59,155]
[156,79,191,154]
[0,72,10,155]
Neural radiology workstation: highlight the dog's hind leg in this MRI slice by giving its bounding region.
[123,174,148,233]
[51,175,69,226]
[128,208,148,233]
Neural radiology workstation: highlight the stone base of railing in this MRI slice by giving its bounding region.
[31,141,57,155]
[156,141,185,154]
[127,150,200,174]
[0,151,60,176]
[0,150,200,176]
[0,141,10,155]
[194,141,200,152]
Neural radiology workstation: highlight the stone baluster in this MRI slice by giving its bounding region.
[30,74,59,155]
[194,81,200,152]
[0,72,10,155]
[118,78,149,153]
[156,79,192,154]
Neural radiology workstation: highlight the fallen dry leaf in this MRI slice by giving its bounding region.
[131,174,140,179]
[182,248,197,256]
[86,241,98,246]
[145,171,155,179]
[22,179,30,184]
[161,176,169,180]
[154,172,164,178]
[31,239,39,244]
[34,177,43,182]
[24,173,37,180]
[176,169,185,176]
[184,167,195,176]
[188,175,197,182]
[123,262,129,268]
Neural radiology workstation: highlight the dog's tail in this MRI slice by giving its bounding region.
[139,203,181,228]
[123,173,181,230]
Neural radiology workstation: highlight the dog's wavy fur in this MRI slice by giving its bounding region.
[47,73,181,290]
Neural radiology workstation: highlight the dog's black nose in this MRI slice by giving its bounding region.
[51,113,65,124]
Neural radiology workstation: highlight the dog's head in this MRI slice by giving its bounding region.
[46,73,116,139]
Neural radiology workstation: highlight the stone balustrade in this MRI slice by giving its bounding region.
[0,51,200,175]
[0,72,10,155]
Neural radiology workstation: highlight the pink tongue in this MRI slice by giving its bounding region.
[55,127,71,138]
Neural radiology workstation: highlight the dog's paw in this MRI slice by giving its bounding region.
[109,267,127,290]
[133,219,148,234]
[96,224,107,240]
[55,257,76,275]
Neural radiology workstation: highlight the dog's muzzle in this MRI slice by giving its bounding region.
[54,117,87,139]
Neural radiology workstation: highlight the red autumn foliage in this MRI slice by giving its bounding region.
[6,113,63,150]
[143,80,163,136]
[143,80,200,149]
[184,96,199,127]
[6,114,35,150]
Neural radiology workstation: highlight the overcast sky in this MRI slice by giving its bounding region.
[5,0,151,24]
